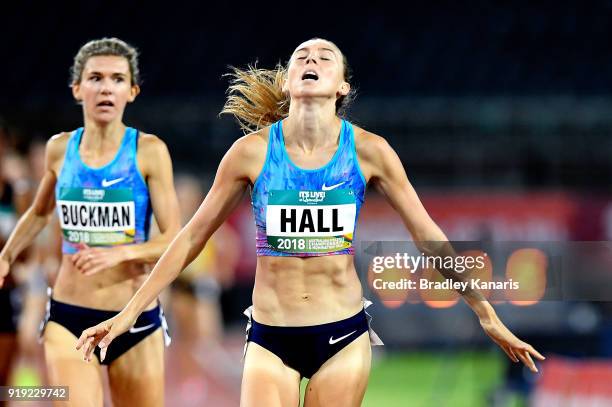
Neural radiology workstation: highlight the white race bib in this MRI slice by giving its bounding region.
[266,189,356,253]
[57,187,136,246]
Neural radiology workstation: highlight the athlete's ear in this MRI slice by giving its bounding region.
[128,85,140,103]
[72,83,82,103]
[338,81,350,97]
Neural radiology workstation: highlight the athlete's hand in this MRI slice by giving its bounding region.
[76,309,136,363]
[72,243,128,276]
[0,256,9,288]
[479,313,545,373]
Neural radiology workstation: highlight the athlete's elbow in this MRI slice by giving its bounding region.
[411,228,447,253]
[21,207,47,228]
[166,224,182,241]
[158,221,181,242]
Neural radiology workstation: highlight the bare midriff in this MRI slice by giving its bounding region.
[52,256,157,311]
[252,254,363,326]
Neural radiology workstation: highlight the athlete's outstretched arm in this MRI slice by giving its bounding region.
[76,134,260,361]
[0,135,66,287]
[355,130,545,372]
[72,135,181,275]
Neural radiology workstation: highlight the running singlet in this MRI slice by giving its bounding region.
[252,120,366,257]
[55,127,152,254]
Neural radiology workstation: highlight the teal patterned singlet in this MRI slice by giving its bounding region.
[252,119,366,257]
[55,127,152,254]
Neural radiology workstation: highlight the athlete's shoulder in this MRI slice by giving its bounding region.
[47,131,71,147]
[230,127,269,160]
[46,132,71,162]
[220,128,269,182]
[43,131,72,176]
[137,132,169,156]
[135,132,172,179]
[351,125,393,162]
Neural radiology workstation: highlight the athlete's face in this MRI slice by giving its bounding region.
[72,55,139,124]
[283,39,350,103]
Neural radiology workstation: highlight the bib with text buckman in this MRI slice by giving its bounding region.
[57,187,136,246]
[55,127,152,254]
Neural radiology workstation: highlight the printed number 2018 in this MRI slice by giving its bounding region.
[278,238,305,250]
[67,231,90,243]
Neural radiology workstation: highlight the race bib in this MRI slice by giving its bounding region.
[266,189,356,253]
[57,188,136,246]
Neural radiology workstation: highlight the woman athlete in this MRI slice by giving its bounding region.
[76,38,544,407]
[0,38,180,406]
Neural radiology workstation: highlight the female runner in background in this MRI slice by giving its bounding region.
[77,38,544,407]
[0,38,180,407]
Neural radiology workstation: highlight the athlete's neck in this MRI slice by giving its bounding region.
[284,100,341,153]
[80,119,126,152]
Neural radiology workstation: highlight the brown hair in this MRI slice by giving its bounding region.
[221,39,356,133]
[70,38,140,86]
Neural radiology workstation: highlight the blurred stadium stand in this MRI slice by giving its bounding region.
[3,2,612,188]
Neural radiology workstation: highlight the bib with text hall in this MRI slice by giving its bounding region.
[252,119,367,257]
[266,189,356,253]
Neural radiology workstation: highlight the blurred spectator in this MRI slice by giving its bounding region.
[165,174,241,405]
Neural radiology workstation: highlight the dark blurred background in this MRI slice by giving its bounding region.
[2,2,612,406]
[3,1,612,188]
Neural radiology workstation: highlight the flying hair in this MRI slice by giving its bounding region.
[221,39,356,134]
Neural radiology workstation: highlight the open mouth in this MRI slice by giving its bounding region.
[97,101,114,107]
[301,71,319,81]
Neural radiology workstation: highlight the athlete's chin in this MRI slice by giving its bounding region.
[292,89,335,101]
[88,112,121,125]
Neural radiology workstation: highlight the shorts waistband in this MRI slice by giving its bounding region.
[251,308,367,335]
[49,298,160,321]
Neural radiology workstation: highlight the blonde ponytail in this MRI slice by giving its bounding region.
[221,64,289,133]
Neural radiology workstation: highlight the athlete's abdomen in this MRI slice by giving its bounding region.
[51,256,157,311]
[252,254,363,326]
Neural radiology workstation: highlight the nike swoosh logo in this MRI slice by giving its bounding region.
[329,330,357,345]
[101,177,124,187]
[129,323,156,334]
[322,182,346,191]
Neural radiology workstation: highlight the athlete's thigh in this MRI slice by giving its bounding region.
[43,321,104,407]
[241,341,301,407]
[304,332,371,407]
[107,328,164,407]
